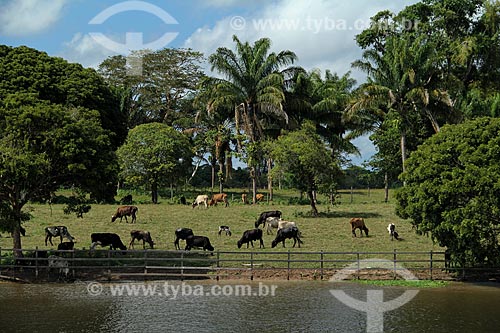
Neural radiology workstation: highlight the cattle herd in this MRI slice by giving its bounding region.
[36,194,401,260]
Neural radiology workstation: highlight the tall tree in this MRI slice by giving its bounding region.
[396,117,500,267]
[98,48,204,128]
[201,35,298,203]
[266,122,340,216]
[351,34,452,173]
[0,99,117,255]
[0,45,127,149]
[116,123,193,204]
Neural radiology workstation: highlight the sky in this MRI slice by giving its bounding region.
[0,0,419,166]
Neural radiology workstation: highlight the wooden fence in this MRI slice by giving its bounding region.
[1,247,479,282]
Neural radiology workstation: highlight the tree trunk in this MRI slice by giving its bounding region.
[219,162,224,194]
[307,190,318,216]
[151,181,158,204]
[211,165,215,193]
[267,158,273,201]
[251,167,257,204]
[400,131,407,175]
[384,172,389,203]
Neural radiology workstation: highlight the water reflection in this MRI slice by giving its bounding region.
[0,281,499,332]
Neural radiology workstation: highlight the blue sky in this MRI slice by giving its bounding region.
[0,0,419,165]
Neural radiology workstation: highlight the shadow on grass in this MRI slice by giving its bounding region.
[297,211,383,219]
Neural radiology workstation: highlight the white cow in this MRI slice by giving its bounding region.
[192,195,209,208]
[265,217,281,235]
[48,255,69,279]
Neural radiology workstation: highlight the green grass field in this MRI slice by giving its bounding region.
[0,188,444,257]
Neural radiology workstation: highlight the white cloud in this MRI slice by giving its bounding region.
[60,33,116,69]
[0,0,67,36]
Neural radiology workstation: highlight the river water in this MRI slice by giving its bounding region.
[0,280,499,332]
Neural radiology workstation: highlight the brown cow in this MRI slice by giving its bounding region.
[350,217,369,237]
[209,193,229,207]
[255,193,264,202]
[129,230,154,249]
[111,205,138,223]
[241,193,248,204]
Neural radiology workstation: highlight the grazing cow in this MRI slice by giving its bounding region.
[350,218,369,237]
[111,205,138,223]
[218,225,232,236]
[174,228,194,250]
[129,230,154,249]
[271,226,303,248]
[237,229,264,249]
[48,255,70,279]
[44,226,75,246]
[255,193,264,202]
[192,195,209,209]
[242,193,248,204]
[57,241,75,251]
[278,220,297,231]
[265,217,281,235]
[387,223,400,241]
[255,210,282,228]
[208,193,229,207]
[90,233,127,251]
[185,235,214,252]
[120,194,133,205]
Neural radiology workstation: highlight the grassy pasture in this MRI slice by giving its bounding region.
[0,188,444,259]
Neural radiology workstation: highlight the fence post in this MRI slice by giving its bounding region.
[320,251,324,280]
[216,251,220,281]
[144,250,148,277]
[429,250,433,280]
[287,250,291,281]
[250,252,254,281]
[180,251,184,281]
[393,249,397,280]
[35,246,39,279]
[356,253,360,280]
[107,250,111,281]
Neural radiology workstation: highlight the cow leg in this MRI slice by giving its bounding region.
[129,238,134,249]
[259,238,264,248]
[45,235,50,246]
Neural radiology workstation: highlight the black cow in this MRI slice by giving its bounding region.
[185,235,214,252]
[271,226,303,248]
[57,241,75,251]
[174,228,194,250]
[237,229,264,249]
[90,233,127,251]
[255,210,282,228]
[129,230,154,249]
[45,226,75,246]
[120,194,133,205]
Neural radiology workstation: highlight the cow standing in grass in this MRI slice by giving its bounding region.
[129,230,154,249]
[209,193,229,207]
[350,217,369,237]
[111,205,138,223]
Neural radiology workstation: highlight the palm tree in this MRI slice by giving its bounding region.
[201,35,298,203]
[350,35,453,173]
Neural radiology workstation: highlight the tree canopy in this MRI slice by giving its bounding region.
[266,121,340,215]
[117,123,193,203]
[396,117,500,266]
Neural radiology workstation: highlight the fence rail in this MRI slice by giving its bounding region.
[0,248,495,282]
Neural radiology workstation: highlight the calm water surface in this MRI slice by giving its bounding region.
[0,280,499,332]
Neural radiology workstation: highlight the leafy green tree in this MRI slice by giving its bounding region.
[266,122,340,216]
[0,45,127,148]
[117,123,193,203]
[396,117,500,267]
[0,100,117,254]
[98,48,204,128]
[201,35,298,203]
